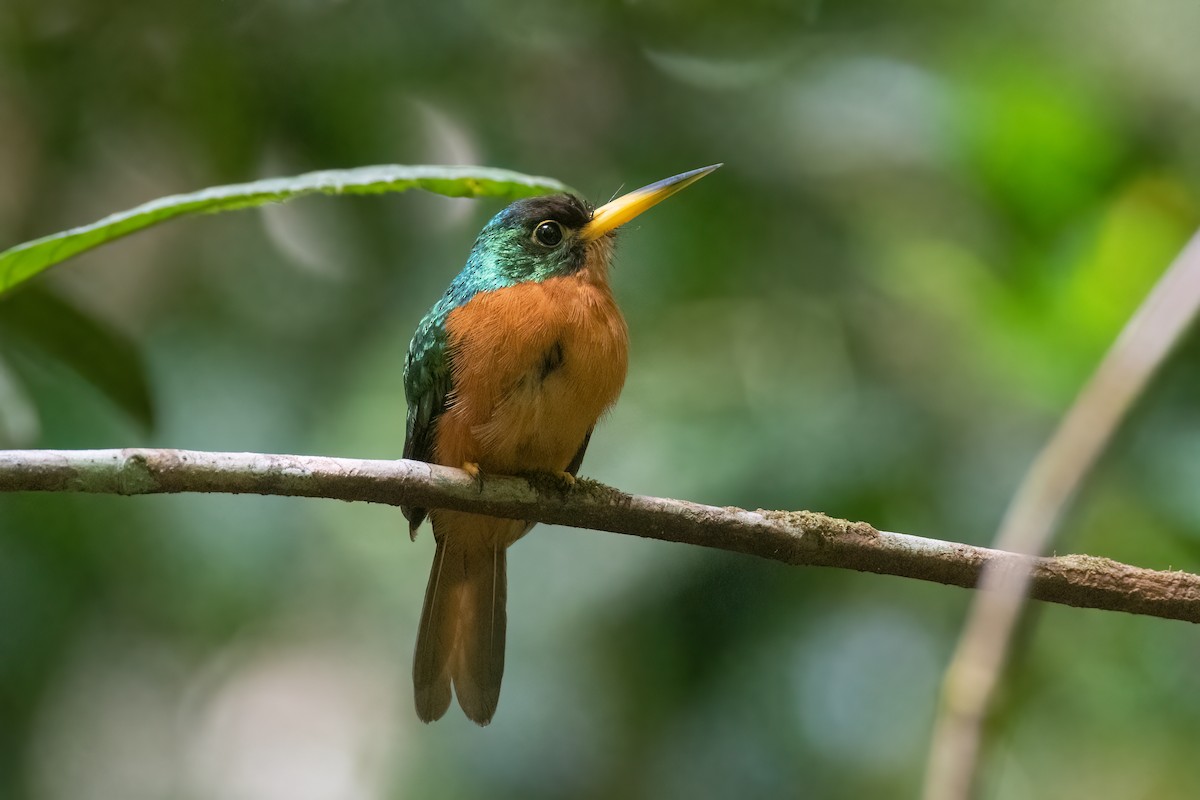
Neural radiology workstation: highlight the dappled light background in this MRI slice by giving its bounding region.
[3,1,1200,797]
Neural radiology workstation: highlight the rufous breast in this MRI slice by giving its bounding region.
[435,272,629,475]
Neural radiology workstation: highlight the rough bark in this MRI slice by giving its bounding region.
[1,448,1197,624]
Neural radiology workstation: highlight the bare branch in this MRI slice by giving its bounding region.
[1,448,1198,623]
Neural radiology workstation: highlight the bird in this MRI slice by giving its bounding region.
[401,164,720,725]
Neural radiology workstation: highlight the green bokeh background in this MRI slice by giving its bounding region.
[3,1,1200,798]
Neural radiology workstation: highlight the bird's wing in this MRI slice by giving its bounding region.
[402,317,452,537]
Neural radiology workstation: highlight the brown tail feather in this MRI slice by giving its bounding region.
[413,538,454,722]
[451,544,506,724]
[412,519,508,725]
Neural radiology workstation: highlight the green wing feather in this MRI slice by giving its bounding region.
[402,313,453,536]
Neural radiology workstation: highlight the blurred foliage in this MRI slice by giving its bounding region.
[2,1,1200,798]
[0,286,153,430]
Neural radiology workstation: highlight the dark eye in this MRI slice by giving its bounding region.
[533,220,564,247]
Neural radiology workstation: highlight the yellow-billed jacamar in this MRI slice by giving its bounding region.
[402,165,720,724]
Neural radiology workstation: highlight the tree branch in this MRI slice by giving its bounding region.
[1,447,1198,623]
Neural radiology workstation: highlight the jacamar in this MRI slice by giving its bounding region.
[402,164,720,725]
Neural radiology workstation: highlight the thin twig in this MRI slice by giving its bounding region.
[922,229,1200,800]
[1,448,1198,622]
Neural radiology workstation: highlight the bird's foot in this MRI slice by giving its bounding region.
[521,469,577,495]
[461,461,484,491]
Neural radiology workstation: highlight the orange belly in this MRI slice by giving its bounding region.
[434,273,629,479]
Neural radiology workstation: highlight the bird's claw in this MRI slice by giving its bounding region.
[461,461,484,491]
[521,469,577,494]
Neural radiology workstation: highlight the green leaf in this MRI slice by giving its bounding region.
[0,287,155,430]
[0,165,574,295]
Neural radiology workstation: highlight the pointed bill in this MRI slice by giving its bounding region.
[580,164,721,242]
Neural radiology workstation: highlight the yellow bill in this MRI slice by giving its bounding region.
[580,164,722,242]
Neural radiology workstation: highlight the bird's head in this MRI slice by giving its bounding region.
[464,164,720,286]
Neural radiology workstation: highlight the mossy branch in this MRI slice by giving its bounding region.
[1,448,1198,623]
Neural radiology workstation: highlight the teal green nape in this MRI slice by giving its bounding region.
[426,193,596,334]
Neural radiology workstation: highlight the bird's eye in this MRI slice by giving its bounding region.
[532,220,564,247]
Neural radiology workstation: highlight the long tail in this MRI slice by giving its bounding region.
[413,513,508,725]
